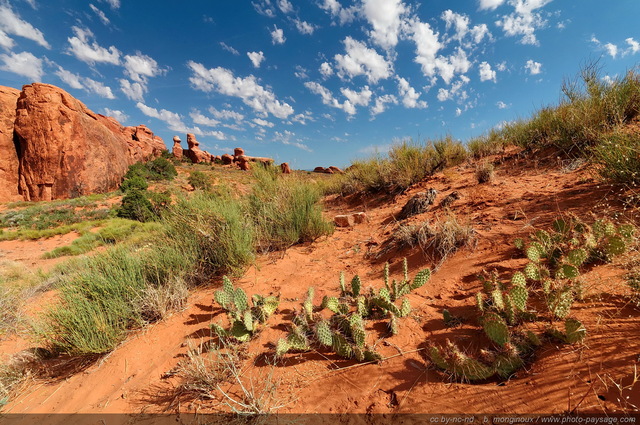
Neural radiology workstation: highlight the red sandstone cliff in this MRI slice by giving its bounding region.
[0,83,165,202]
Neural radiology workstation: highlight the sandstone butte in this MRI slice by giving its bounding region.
[0,83,165,202]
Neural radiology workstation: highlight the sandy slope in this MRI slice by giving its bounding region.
[3,151,639,418]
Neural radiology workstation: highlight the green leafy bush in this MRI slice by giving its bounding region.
[120,176,148,193]
[116,190,154,222]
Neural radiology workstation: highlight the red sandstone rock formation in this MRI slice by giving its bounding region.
[221,154,233,165]
[236,156,250,171]
[3,83,164,202]
[233,147,245,158]
[327,166,344,174]
[0,86,21,202]
[185,133,212,164]
[172,136,183,160]
[313,166,326,173]
[280,162,291,174]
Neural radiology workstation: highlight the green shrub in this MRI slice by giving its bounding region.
[147,157,178,181]
[120,176,148,193]
[117,190,154,222]
[124,157,177,182]
[188,171,212,191]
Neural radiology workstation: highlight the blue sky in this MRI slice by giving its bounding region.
[0,0,638,169]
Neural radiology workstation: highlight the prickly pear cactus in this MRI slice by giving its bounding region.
[564,318,586,343]
[482,312,510,346]
[509,285,528,312]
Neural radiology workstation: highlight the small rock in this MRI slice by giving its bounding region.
[353,212,367,224]
[334,214,355,227]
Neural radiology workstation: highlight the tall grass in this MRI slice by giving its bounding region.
[250,166,333,251]
[335,137,468,195]
[36,167,332,355]
[162,192,255,276]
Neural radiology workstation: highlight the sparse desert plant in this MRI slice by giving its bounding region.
[475,161,495,184]
[467,130,507,159]
[276,259,429,361]
[188,171,212,191]
[210,276,279,342]
[333,138,468,196]
[430,213,632,382]
[424,213,477,264]
[162,192,255,276]
[592,132,640,187]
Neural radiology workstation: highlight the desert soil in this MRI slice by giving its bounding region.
[2,152,639,420]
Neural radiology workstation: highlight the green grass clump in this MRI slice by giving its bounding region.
[163,192,255,276]
[249,166,333,251]
[334,137,468,195]
[0,200,111,231]
[42,218,162,259]
[188,171,212,191]
[592,132,640,187]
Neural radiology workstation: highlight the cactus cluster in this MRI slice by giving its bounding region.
[211,276,279,342]
[429,336,537,382]
[476,269,532,329]
[546,318,586,344]
[276,259,430,362]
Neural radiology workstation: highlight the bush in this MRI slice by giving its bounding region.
[188,171,212,191]
[163,192,255,276]
[147,157,178,181]
[120,176,148,193]
[116,190,154,222]
[124,157,177,182]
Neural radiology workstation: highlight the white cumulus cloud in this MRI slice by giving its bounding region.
[362,0,406,50]
[67,26,120,65]
[604,42,618,58]
[55,66,115,99]
[102,108,128,123]
[119,79,145,102]
[247,51,265,68]
[334,36,393,84]
[397,77,427,108]
[188,61,294,119]
[525,59,542,75]
[0,51,43,81]
[271,26,285,44]
[478,0,506,10]
[320,62,333,78]
[293,19,317,35]
[479,61,496,82]
[495,0,552,46]
[0,3,50,49]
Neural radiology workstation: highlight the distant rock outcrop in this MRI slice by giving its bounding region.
[0,86,21,202]
[12,83,164,201]
[172,136,183,160]
[280,162,291,174]
[0,83,165,202]
[314,166,344,174]
[185,133,212,164]
[221,154,233,165]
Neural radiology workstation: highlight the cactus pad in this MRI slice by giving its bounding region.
[494,353,524,378]
[351,275,362,297]
[411,269,431,290]
[511,271,527,288]
[523,262,540,281]
[548,287,573,319]
[509,285,528,312]
[322,296,340,313]
[567,248,588,267]
[332,333,353,358]
[399,298,411,318]
[526,245,541,263]
[483,312,510,346]
[491,289,505,310]
[564,318,586,343]
[315,320,333,347]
